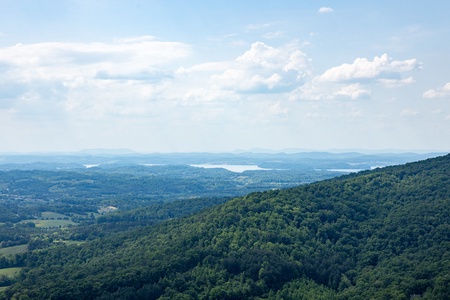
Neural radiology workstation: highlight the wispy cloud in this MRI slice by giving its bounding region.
[318,7,334,13]
[246,23,273,31]
[334,83,371,100]
[423,82,450,99]
[0,37,190,82]
[378,77,415,88]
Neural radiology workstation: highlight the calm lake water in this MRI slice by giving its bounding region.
[190,164,269,173]
[84,164,99,168]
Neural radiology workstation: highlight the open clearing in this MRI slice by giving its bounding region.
[0,267,22,278]
[19,211,77,228]
[41,212,71,219]
[0,245,27,256]
[25,219,77,228]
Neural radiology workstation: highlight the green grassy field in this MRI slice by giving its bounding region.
[0,267,22,278]
[26,219,77,228]
[0,245,27,256]
[18,211,77,228]
[41,212,71,219]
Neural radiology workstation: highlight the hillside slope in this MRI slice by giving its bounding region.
[2,154,450,299]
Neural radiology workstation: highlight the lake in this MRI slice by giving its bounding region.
[191,164,269,173]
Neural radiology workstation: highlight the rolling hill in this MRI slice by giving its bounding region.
[1,154,449,299]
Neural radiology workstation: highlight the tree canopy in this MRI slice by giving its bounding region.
[1,154,450,299]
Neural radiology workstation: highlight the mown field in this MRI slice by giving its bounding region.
[0,245,27,256]
[20,211,77,228]
[0,268,21,278]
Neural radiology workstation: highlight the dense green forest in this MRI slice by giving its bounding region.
[0,154,449,299]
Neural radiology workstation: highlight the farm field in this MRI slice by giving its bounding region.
[41,212,71,219]
[24,218,77,228]
[0,245,27,256]
[20,211,77,228]
[0,268,21,278]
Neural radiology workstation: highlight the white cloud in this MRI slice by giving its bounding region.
[210,42,311,93]
[181,88,238,106]
[246,23,273,31]
[176,62,230,74]
[319,53,420,83]
[290,54,419,102]
[288,80,330,101]
[318,7,334,13]
[0,37,191,117]
[334,83,371,100]
[289,78,371,102]
[212,70,283,92]
[0,37,190,82]
[423,82,450,99]
[378,77,415,87]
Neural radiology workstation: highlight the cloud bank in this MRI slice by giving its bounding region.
[319,53,420,85]
[289,53,420,101]
[0,35,433,152]
[423,82,450,99]
[210,42,311,93]
[0,38,425,119]
[0,37,191,117]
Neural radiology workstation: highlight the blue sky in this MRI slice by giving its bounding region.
[1,0,450,153]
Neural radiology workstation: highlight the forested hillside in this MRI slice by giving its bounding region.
[1,154,450,299]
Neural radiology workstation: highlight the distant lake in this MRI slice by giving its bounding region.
[191,164,269,173]
[84,164,99,168]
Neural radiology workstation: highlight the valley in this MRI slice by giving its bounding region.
[0,151,448,299]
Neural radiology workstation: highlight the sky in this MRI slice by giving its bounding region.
[0,0,450,153]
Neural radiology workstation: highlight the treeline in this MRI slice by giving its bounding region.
[1,154,450,299]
